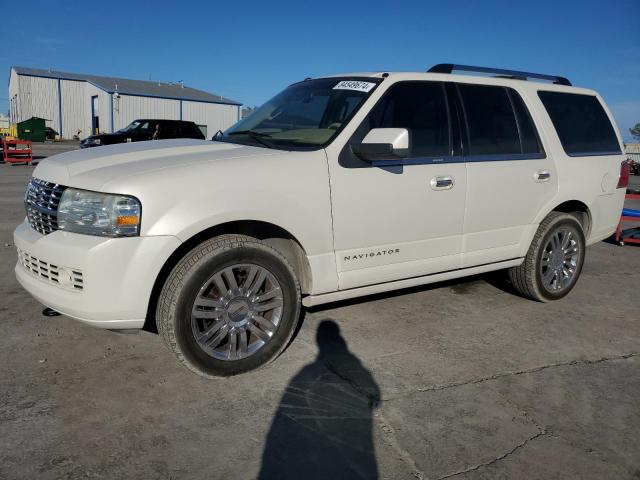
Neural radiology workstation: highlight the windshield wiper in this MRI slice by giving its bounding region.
[226,130,275,149]
[228,129,272,136]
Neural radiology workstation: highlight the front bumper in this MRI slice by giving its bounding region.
[14,221,181,329]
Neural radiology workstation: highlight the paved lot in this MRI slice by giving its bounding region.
[1,159,639,480]
[31,141,81,160]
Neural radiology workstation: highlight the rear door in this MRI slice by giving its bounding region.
[456,83,557,267]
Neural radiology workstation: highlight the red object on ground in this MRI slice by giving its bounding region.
[615,193,640,245]
[2,139,33,164]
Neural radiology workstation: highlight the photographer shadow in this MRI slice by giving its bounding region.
[258,319,380,480]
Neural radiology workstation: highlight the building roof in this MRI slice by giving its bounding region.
[12,66,241,106]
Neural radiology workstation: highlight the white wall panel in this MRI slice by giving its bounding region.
[113,95,179,131]
[182,101,239,138]
[8,69,19,124]
[14,75,59,132]
[60,79,86,139]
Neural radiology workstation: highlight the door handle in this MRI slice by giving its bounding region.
[534,170,551,182]
[430,176,454,190]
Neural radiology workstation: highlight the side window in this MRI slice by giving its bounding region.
[538,91,621,156]
[458,84,521,156]
[162,121,179,138]
[508,89,543,154]
[183,122,205,138]
[179,122,190,136]
[136,122,154,135]
[367,82,450,158]
[179,122,194,137]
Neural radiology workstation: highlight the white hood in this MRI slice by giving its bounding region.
[32,139,278,192]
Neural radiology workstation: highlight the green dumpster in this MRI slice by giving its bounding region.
[17,117,47,142]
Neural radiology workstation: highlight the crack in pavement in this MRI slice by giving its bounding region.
[435,429,549,480]
[383,352,640,401]
[324,361,380,407]
[324,361,426,479]
[324,353,639,479]
[376,409,426,480]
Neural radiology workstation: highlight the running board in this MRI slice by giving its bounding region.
[302,258,523,307]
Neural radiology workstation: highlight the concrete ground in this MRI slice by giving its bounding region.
[30,141,81,160]
[1,158,639,479]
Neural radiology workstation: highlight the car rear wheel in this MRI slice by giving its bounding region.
[508,212,586,302]
[157,234,301,377]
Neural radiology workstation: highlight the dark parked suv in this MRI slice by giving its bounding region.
[80,119,205,148]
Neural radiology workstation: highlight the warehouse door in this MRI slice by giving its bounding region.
[91,96,100,135]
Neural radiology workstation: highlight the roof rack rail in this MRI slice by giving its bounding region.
[428,64,571,86]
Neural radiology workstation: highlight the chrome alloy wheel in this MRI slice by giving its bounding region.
[540,228,580,293]
[191,264,284,361]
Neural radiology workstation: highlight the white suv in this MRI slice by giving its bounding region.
[14,64,628,376]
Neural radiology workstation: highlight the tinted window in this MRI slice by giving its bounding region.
[367,82,450,158]
[180,122,202,138]
[136,121,155,135]
[459,84,521,155]
[538,91,621,156]
[508,90,542,154]
[161,121,179,138]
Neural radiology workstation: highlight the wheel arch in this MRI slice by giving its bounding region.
[548,199,592,238]
[143,220,312,332]
[522,199,593,259]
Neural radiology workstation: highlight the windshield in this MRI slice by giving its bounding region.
[221,77,380,150]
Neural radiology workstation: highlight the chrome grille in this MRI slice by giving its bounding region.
[17,249,84,291]
[24,178,67,235]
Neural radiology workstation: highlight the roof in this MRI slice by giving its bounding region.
[318,71,592,95]
[12,66,241,106]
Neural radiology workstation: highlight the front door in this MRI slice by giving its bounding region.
[454,83,558,267]
[327,81,467,290]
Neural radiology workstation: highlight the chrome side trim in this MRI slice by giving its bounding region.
[371,153,546,168]
[303,258,523,307]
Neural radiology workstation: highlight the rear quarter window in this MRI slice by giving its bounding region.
[538,91,621,156]
[181,122,205,138]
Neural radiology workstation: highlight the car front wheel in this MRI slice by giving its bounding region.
[157,234,301,377]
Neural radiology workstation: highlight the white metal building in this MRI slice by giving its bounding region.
[626,143,640,163]
[8,67,242,140]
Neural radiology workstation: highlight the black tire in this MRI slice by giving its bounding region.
[157,234,301,377]
[508,212,586,302]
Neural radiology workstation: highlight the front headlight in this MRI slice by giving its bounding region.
[57,188,141,237]
[84,138,101,145]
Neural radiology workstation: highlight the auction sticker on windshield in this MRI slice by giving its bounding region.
[333,81,376,92]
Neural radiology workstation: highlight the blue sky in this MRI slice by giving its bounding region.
[2,0,639,139]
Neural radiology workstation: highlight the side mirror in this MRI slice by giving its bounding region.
[351,128,411,162]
